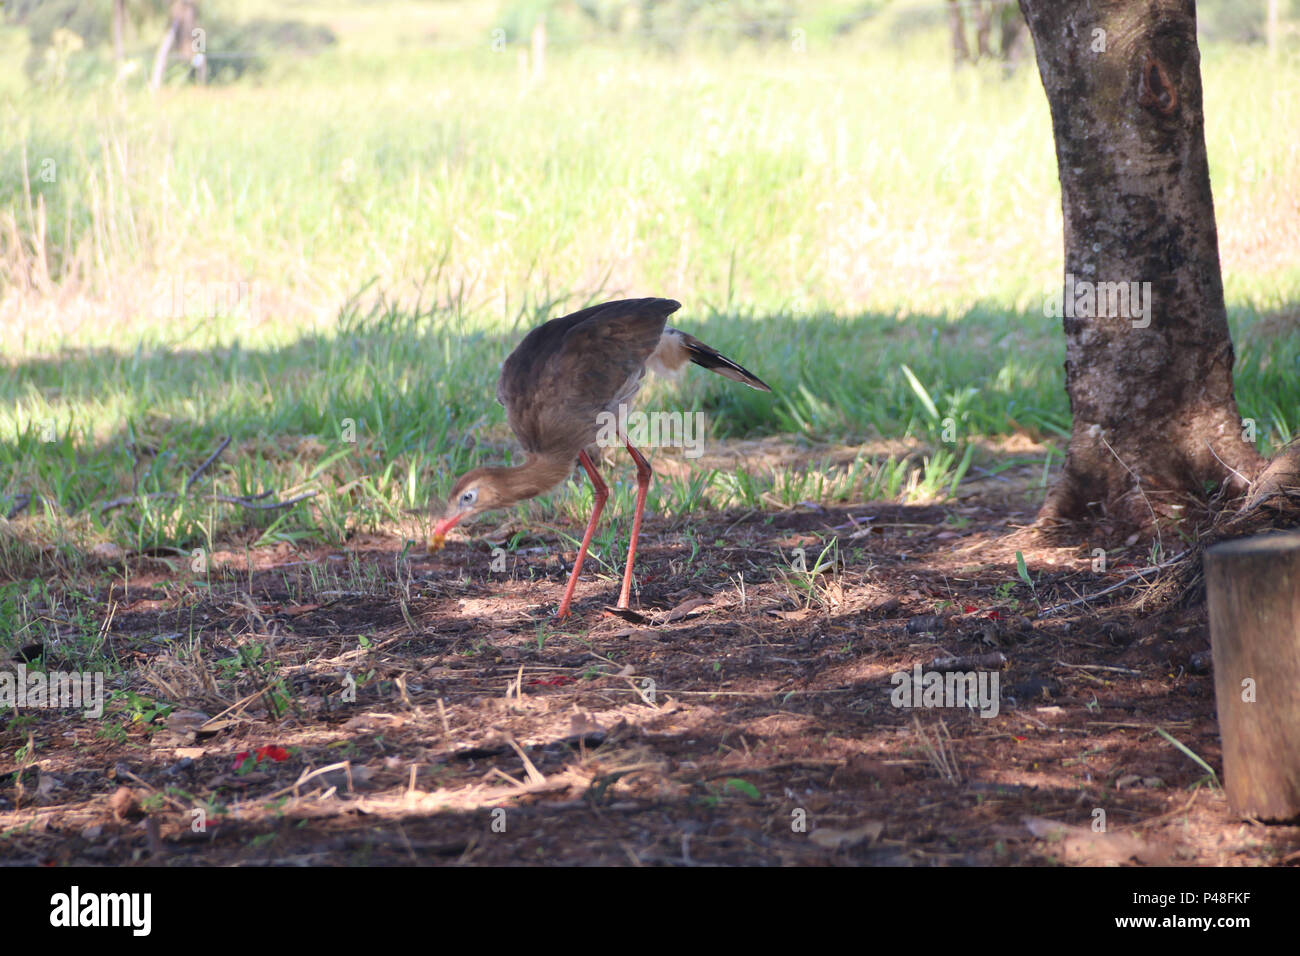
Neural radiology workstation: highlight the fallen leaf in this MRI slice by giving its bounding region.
[165,709,210,735]
[766,607,813,622]
[196,717,239,735]
[610,627,658,642]
[91,542,125,563]
[1023,816,1173,865]
[659,596,711,623]
[108,786,141,820]
[810,822,884,849]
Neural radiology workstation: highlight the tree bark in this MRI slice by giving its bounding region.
[1018,0,1264,533]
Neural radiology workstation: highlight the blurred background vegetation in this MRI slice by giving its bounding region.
[0,0,1297,570]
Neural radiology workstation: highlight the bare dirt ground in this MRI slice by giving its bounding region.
[3,479,1299,867]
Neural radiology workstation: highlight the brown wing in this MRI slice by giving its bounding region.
[498,298,680,457]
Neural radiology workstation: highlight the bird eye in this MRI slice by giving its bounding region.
[460,489,477,506]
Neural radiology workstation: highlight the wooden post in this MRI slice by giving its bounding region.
[1205,531,1300,821]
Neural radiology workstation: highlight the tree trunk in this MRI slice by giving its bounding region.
[150,19,177,90]
[530,20,547,83]
[975,1,996,59]
[113,0,127,62]
[998,2,1026,66]
[1018,0,1264,533]
[947,0,971,65]
[1267,0,1280,60]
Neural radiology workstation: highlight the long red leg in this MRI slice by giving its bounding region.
[617,440,653,609]
[556,451,608,619]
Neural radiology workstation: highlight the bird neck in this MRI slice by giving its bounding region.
[488,454,574,505]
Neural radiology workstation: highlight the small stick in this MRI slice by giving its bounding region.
[4,493,47,519]
[116,767,191,813]
[97,488,316,514]
[1038,551,1187,617]
[184,435,231,492]
[437,698,451,737]
[1055,660,1142,676]
[99,491,178,513]
[265,761,353,801]
[211,490,317,510]
[505,737,546,786]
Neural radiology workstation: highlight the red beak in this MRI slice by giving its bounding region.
[429,513,464,551]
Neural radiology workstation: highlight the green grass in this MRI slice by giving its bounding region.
[1,4,1299,585]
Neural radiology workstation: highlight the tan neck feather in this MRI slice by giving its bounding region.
[485,454,573,505]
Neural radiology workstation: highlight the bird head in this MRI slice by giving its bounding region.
[429,468,502,551]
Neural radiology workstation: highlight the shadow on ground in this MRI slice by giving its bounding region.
[3,489,1297,866]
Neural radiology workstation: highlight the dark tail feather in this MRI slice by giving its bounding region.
[681,334,772,392]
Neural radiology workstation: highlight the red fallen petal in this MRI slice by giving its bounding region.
[1013,736,1027,742]
[233,751,251,770]
[963,605,978,614]
[988,610,1001,620]
[257,745,291,762]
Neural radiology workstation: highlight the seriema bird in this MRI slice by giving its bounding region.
[429,297,771,618]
